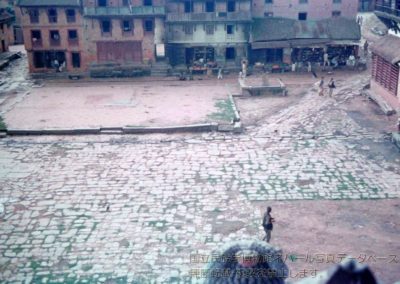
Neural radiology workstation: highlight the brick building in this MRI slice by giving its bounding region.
[16,0,85,73]
[0,9,13,52]
[165,0,252,68]
[370,35,400,111]
[250,17,360,67]
[251,0,358,20]
[16,0,361,76]
[82,0,166,76]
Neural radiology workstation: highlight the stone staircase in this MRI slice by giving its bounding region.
[151,61,172,77]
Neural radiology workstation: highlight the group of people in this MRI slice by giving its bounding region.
[319,76,336,97]
[52,59,66,72]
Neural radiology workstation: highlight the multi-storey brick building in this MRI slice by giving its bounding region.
[370,35,400,111]
[16,0,361,76]
[252,0,358,20]
[0,9,14,52]
[370,1,400,112]
[16,0,85,73]
[82,0,166,71]
[165,0,252,68]
[375,0,400,32]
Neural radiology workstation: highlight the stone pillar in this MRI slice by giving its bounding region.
[154,17,164,45]
[154,17,165,60]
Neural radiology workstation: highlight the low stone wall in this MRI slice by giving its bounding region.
[89,64,151,78]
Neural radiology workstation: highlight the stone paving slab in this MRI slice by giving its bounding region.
[0,131,399,283]
[3,82,232,130]
[1,71,400,283]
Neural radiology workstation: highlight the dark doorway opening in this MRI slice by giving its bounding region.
[226,47,235,60]
[266,48,283,63]
[33,51,66,69]
[72,52,81,68]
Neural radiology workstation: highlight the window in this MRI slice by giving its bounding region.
[29,9,39,23]
[184,25,193,35]
[66,9,76,23]
[98,0,107,7]
[299,0,308,3]
[143,0,152,6]
[264,12,274,17]
[72,52,81,68]
[48,8,57,23]
[101,20,111,35]
[68,30,78,45]
[226,24,234,34]
[205,24,214,35]
[123,0,130,5]
[298,12,307,20]
[227,1,236,12]
[332,10,341,17]
[226,47,235,60]
[144,19,153,32]
[184,1,193,12]
[50,30,60,46]
[265,0,273,3]
[31,30,42,46]
[333,0,341,3]
[205,1,215,12]
[122,20,133,33]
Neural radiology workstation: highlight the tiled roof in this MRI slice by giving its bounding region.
[370,34,400,64]
[16,0,80,7]
[251,17,361,44]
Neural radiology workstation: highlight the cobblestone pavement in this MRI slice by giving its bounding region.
[0,73,400,283]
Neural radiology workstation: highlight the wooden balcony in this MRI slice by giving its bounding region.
[166,11,251,22]
[83,6,165,17]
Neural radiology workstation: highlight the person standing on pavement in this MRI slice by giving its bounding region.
[319,76,325,96]
[328,78,336,97]
[323,52,329,67]
[217,67,223,80]
[364,41,369,57]
[262,206,275,243]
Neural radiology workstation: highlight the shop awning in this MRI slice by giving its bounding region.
[251,17,361,50]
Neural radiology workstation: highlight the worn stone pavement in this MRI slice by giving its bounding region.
[0,73,400,283]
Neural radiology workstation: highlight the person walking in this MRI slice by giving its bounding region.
[319,76,325,96]
[328,78,336,97]
[217,67,223,80]
[323,52,329,67]
[262,206,275,243]
[364,40,369,57]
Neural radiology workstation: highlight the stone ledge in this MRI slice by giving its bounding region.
[3,124,219,136]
